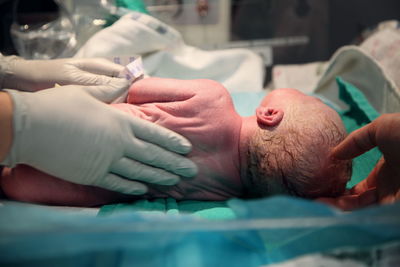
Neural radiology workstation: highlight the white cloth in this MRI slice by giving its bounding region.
[360,24,400,91]
[272,61,328,94]
[75,12,264,93]
[315,46,400,113]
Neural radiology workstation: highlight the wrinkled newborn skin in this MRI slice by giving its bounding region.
[0,78,244,206]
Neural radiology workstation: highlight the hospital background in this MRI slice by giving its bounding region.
[1,1,400,266]
[1,0,400,85]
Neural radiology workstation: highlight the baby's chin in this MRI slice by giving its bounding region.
[0,165,130,207]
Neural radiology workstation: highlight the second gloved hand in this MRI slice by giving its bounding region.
[1,56,124,91]
[2,82,197,194]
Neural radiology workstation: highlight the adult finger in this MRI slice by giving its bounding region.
[374,159,400,204]
[76,58,124,77]
[110,157,180,185]
[381,190,400,204]
[125,137,198,178]
[318,188,377,211]
[129,116,193,155]
[96,173,148,195]
[75,70,129,87]
[350,157,383,195]
[84,81,129,103]
[331,121,378,160]
[319,158,384,210]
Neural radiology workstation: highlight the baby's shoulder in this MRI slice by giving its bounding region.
[193,79,231,101]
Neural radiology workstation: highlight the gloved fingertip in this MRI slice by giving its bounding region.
[126,185,148,195]
[111,77,130,89]
[171,138,193,154]
[181,140,193,153]
[178,161,199,178]
[160,176,181,186]
[85,79,130,103]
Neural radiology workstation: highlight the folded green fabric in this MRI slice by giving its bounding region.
[336,77,382,188]
[116,0,149,14]
[99,78,381,218]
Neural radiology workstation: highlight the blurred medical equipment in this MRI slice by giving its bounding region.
[145,0,231,47]
[10,0,77,59]
[1,1,399,69]
[6,0,132,59]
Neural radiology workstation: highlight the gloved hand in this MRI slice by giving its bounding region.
[1,81,197,195]
[0,56,124,91]
[318,113,400,210]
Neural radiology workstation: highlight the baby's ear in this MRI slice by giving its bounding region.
[256,107,284,126]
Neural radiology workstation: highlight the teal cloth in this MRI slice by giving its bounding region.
[99,198,236,220]
[99,79,381,218]
[116,0,149,14]
[335,77,382,188]
[1,197,400,266]
[104,0,149,27]
[228,196,400,264]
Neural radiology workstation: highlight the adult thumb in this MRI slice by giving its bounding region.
[85,78,130,103]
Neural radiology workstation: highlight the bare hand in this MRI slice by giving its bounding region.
[318,113,400,210]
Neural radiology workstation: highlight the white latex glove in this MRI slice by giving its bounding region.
[1,82,197,195]
[0,56,124,91]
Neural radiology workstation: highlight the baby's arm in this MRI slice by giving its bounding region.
[0,165,126,206]
[127,77,198,104]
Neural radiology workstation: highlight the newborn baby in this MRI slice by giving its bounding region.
[0,78,352,206]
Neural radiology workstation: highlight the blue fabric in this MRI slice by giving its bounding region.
[99,198,236,220]
[231,91,266,116]
[229,197,400,263]
[1,197,400,266]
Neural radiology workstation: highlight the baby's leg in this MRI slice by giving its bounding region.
[0,165,131,207]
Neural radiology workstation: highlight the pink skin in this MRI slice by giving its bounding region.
[0,79,337,206]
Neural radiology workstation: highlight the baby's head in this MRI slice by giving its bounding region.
[244,88,352,199]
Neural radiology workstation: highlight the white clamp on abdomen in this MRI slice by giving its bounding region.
[113,56,144,103]
[119,57,144,84]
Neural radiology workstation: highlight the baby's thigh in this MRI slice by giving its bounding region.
[0,165,127,207]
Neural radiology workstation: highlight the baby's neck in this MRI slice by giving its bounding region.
[238,116,258,190]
